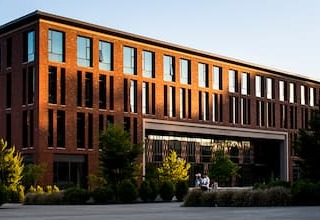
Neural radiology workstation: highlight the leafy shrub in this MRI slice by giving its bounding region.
[175,180,189,201]
[183,189,204,206]
[139,180,152,202]
[249,189,267,206]
[0,184,8,205]
[63,187,90,205]
[232,190,251,207]
[24,192,63,205]
[159,180,174,202]
[118,179,138,203]
[216,190,235,207]
[148,179,159,201]
[267,180,291,189]
[7,185,24,203]
[265,187,291,206]
[292,180,320,205]
[92,185,114,204]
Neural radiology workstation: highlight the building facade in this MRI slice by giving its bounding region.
[0,11,319,187]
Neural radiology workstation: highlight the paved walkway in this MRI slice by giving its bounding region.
[1,202,320,220]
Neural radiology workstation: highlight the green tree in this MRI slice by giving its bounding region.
[0,139,24,202]
[158,150,191,185]
[22,163,46,188]
[99,124,142,187]
[209,151,239,186]
[295,106,320,181]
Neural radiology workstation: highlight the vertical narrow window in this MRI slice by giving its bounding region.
[28,67,35,104]
[48,30,64,62]
[267,78,272,99]
[213,66,222,90]
[169,86,176,117]
[289,83,295,103]
[163,55,175,82]
[77,112,85,148]
[130,80,137,113]
[85,72,93,108]
[279,80,284,101]
[151,83,156,115]
[143,50,154,78]
[6,38,12,67]
[99,74,107,109]
[60,68,66,105]
[188,89,192,119]
[164,85,168,116]
[241,73,249,95]
[99,40,113,71]
[309,87,314,107]
[198,63,208,88]
[229,96,238,124]
[57,110,65,148]
[123,46,136,74]
[241,98,247,125]
[229,70,237,93]
[180,88,186,119]
[30,110,34,147]
[77,36,92,67]
[301,85,305,105]
[142,82,149,114]
[22,111,28,148]
[256,100,265,127]
[88,113,93,149]
[77,71,82,106]
[99,114,104,132]
[124,117,130,132]
[107,115,114,127]
[212,94,218,122]
[203,92,209,121]
[109,76,114,110]
[255,75,261,97]
[133,118,138,144]
[24,31,35,62]
[48,66,57,104]
[6,114,11,147]
[123,79,128,112]
[22,68,27,105]
[48,109,53,147]
[6,73,11,108]
[180,59,191,84]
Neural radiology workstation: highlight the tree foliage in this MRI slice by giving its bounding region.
[158,150,191,185]
[99,124,142,187]
[0,139,24,192]
[209,151,239,185]
[22,163,46,188]
[295,106,320,181]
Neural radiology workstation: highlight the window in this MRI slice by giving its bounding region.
[22,69,27,105]
[48,30,64,62]
[256,100,265,127]
[99,115,104,132]
[309,87,314,106]
[143,51,154,78]
[22,111,28,148]
[123,46,136,74]
[289,83,295,103]
[77,71,82,106]
[212,94,223,122]
[23,31,35,62]
[28,67,35,104]
[199,91,209,120]
[163,55,175,82]
[77,36,92,67]
[213,66,222,90]
[77,112,85,148]
[99,41,112,71]
[142,82,148,114]
[6,114,11,147]
[6,38,12,67]
[88,113,93,149]
[6,73,11,108]
[229,96,239,124]
[267,102,275,127]
[180,59,191,84]
[60,68,66,105]
[109,76,114,110]
[266,78,273,99]
[57,110,65,148]
[130,80,137,113]
[229,70,237,93]
[255,75,261,97]
[0,43,2,68]
[241,98,251,125]
[85,72,93,108]
[48,109,53,147]
[241,72,250,95]
[99,74,107,109]
[169,86,176,117]
[280,104,288,128]
[300,85,305,105]
[180,88,186,119]
[279,81,284,101]
[48,66,57,104]
[198,63,208,88]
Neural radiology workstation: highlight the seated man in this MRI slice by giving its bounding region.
[200,174,210,191]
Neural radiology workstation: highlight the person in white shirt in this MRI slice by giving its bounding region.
[201,173,210,191]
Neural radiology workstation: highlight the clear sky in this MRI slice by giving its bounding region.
[1,0,319,80]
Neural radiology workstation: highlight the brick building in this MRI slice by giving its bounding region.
[0,11,319,187]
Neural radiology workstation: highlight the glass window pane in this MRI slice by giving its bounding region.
[229,70,236,93]
[77,36,91,67]
[180,59,189,84]
[99,41,112,71]
[164,55,174,82]
[49,30,64,62]
[28,31,35,62]
[143,51,153,78]
[123,46,136,74]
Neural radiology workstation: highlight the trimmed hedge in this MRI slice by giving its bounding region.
[91,185,114,204]
[24,192,63,205]
[63,187,90,205]
[159,180,174,202]
[118,179,138,203]
[175,180,189,202]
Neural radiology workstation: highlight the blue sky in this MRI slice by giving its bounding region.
[1,0,319,80]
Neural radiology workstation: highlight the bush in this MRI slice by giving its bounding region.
[148,179,159,201]
[159,180,174,202]
[92,186,114,204]
[24,192,63,205]
[175,180,189,201]
[265,187,291,206]
[216,190,235,207]
[0,184,8,205]
[183,189,204,206]
[292,180,320,205]
[63,187,90,205]
[232,190,251,207]
[139,180,152,202]
[118,179,138,203]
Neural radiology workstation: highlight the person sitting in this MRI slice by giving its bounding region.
[195,173,202,188]
[200,174,210,191]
